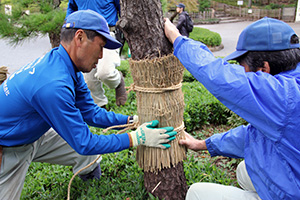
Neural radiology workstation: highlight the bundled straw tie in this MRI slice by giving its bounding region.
[103,121,139,134]
[126,83,182,94]
[0,66,9,85]
[174,121,185,133]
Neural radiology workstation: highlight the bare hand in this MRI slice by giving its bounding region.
[164,18,181,44]
[179,132,207,151]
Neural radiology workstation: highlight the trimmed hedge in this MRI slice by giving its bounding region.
[189,27,222,47]
[182,81,231,132]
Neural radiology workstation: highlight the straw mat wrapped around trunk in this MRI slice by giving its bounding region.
[129,54,187,173]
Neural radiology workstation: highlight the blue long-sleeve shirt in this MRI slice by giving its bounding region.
[174,36,300,199]
[66,0,120,27]
[0,45,130,155]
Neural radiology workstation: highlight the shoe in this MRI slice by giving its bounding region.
[115,71,127,106]
[79,164,101,181]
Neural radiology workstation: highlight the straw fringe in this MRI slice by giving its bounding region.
[129,54,187,173]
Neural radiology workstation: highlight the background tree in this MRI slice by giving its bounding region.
[0,0,67,48]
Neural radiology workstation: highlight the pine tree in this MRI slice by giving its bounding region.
[0,0,67,48]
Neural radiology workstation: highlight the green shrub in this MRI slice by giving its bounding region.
[120,41,130,58]
[117,60,130,78]
[189,27,222,47]
[264,3,283,9]
[182,81,231,132]
[183,69,197,82]
[198,0,211,12]
[226,109,248,127]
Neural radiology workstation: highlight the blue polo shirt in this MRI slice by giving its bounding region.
[0,45,130,155]
[66,0,120,27]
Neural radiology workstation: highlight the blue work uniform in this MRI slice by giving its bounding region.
[66,0,120,27]
[174,36,300,200]
[0,45,130,155]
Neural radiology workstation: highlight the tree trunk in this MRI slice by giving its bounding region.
[53,0,61,9]
[49,32,61,48]
[117,0,172,60]
[117,0,188,199]
[49,0,62,48]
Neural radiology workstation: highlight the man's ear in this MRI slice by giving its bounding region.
[262,61,270,74]
[74,29,84,46]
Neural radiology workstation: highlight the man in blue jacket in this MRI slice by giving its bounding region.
[0,10,177,199]
[164,17,300,200]
[67,0,127,108]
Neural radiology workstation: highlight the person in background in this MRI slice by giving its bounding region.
[67,0,127,109]
[164,16,300,200]
[176,3,189,37]
[0,10,177,199]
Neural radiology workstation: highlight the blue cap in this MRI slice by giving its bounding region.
[176,3,185,9]
[62,10,122,50]
[225,17,300,61]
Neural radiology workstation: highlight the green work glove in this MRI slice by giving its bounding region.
[129,120,177,149]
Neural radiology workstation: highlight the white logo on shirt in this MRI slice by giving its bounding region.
[29,68,35,74]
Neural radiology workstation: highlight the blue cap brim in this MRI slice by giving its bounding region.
[224,50,248,61]
[96,31,122,49]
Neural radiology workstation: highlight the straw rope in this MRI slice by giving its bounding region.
[126,82,182,93]
[67,120,140,199]
[103,122,139,134]
[67,155,101,200]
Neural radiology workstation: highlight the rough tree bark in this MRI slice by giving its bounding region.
[117,0,172,60]
[49,31,61,48]
[49,0,62,48]
[117,0,188,199]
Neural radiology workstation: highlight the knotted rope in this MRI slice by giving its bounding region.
[126,82,182,94]
[103,121,139,134]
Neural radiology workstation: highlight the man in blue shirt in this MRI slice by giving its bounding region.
[67,0,127,108]
[0,10,177,199]
[164,17,300,200]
